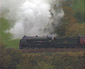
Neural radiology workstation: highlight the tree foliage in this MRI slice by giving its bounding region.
[56,0,85,37]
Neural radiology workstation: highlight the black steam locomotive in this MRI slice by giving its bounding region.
[19,36,85,49]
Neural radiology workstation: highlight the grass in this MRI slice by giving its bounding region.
[0,18,19,48]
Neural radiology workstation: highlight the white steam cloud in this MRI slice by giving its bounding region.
[0,0,64,39]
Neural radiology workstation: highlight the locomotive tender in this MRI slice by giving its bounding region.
[19,36,85,49]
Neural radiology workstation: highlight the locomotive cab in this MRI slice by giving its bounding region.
[79,36,85,48]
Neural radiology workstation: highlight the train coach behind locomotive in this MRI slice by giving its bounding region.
[19,36,85,49]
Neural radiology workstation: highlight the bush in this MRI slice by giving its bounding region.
[0,45,23,69]
[0,45,85,69]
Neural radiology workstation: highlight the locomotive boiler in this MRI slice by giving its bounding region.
[19,36,85,49]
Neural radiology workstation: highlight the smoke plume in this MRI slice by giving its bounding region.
[0,0,64,39]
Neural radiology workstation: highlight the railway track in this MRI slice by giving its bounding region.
[20,48,85,53]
